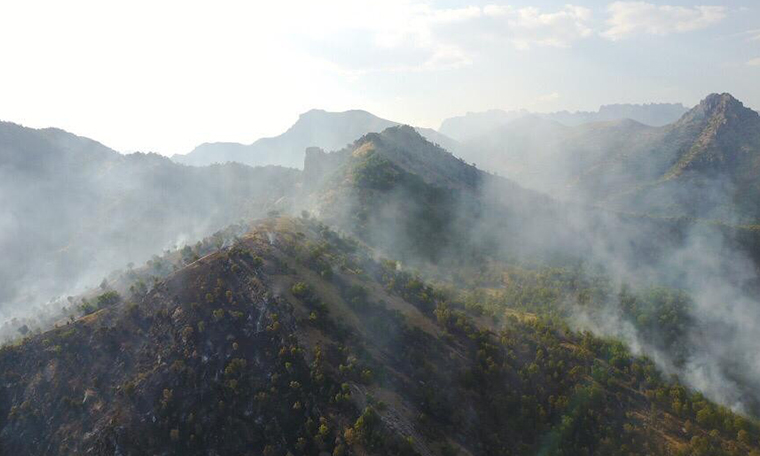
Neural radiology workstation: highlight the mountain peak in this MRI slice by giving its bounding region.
[295,108,380,123]
[367,124,420,142]
[702,92,739,106]
[700,93,746,116]
[304,125,480,198]
[297,108,327,118]
[665,93,760,180]
[678,93,753,126]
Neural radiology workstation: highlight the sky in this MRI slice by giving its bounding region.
[0,0,758,156]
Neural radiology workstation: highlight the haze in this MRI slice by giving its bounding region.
[5,2,760,454]
[1,0,759,156]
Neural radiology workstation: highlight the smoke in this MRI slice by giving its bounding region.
[0,122,299,337]
[4,111,760,420]
[466,130,760,415]
[301,123,760,416]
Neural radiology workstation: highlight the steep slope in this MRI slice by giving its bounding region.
[295,126,760,418]
[1,217,758,455]
[0,121,299,319]
[666,93,760,178]
[299,126,746,270]
[300,125,569,267]
[576,94,760,221]
[458,93,760,223]
[173,110,460,169]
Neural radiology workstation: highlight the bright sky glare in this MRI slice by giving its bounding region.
[0,0,758,155]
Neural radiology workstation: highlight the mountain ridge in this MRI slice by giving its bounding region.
[665,93,760,179]
[0,120,300,320]
[439,102,689,141]
[173,110,460,169]
[575,93,760,221]
[2,217,759,455]
[454,93,760,223]
[5,112,760,455]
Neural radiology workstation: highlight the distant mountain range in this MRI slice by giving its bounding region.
[458,93,760,223]
[297,125,711,273]
[5,104,760,454]
[439,102,689,141]
[3,93,757,320]
[174,104,688,171]
[173,109,460,169]
[3,93,756,322]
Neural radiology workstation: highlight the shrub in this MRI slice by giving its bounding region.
[291,282,311,299]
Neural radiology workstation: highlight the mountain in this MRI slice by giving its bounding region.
[547,102,690,127]
[297,125,759,292]
[2,217,759,455]
[173,109,461,169]
[459,115,661,193]
[458,93,760,223]
[666,94,760,178]
[572,93,760,221]
[298,125,569,267]
[0,121,299,321]
[439,103,688,141]
[5,119,760,455]
[439,109,530,141]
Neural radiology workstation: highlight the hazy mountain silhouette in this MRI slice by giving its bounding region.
[4,98,760,456]
[573,94,760,221]
[174,109,460,169]
[457,94,760,222]
[439,102,688,141]
[0,121,298,318]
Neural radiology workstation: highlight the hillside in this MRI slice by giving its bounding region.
[574,94,760,221]
[299,125,566,267]
[457,93,760,223]
[2,217,759,455]
[174,110,460,169]
[294,127,760,420]
[0,121,299,321]
[4,122,760,456]
[299,125,760,272]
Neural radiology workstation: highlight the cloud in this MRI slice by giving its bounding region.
[482,5,593,50]
[602,2,726,40]
[299,2,594,73]
[746,29,760,42]
[748,58,760,67]
[535,91,561,103]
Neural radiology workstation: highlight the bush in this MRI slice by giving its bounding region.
[291,282,311,299]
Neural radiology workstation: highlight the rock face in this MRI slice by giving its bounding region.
[577,93,760,221]
[665,93,760,178]
[302,146,346,191]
